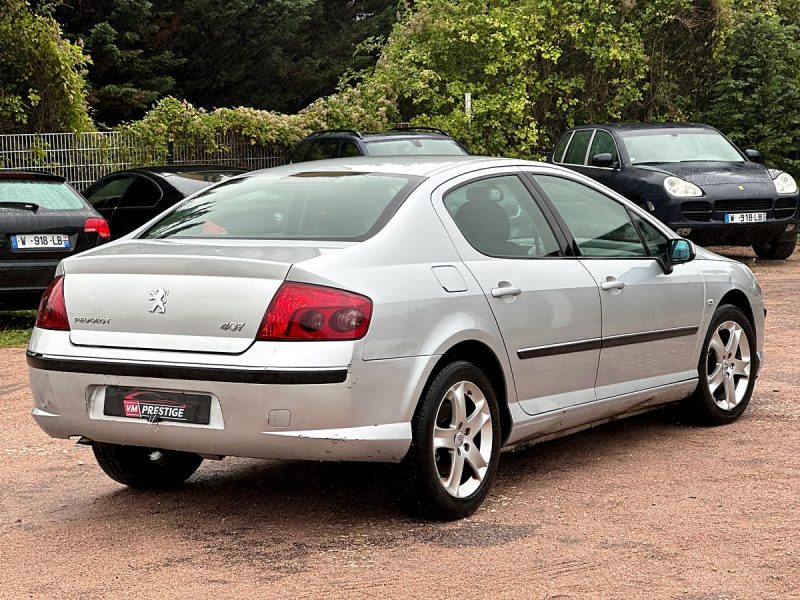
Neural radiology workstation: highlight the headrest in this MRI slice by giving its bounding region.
[465,185,504,203]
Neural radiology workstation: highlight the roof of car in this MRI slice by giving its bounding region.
[0,170,67,182]
[568,123,715,133]
[113,165,249,178]
[248,155,547,178]
[302,128,458,142]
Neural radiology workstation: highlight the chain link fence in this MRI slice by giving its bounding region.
[0,132,290,191]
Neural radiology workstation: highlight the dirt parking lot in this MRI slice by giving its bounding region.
[1,247,798,599]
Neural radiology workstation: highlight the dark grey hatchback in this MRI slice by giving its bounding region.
[1,172,109,309]
[549,123,800,259]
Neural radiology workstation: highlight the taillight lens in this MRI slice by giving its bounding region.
[84,217,110,239]
[36,275,70,331]
[258,282,372,341]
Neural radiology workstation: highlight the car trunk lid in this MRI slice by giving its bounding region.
[63,240,344,353]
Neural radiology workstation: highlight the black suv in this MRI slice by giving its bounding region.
[549,123,800,259]
[1,171,109,309]
[292,128,469,162]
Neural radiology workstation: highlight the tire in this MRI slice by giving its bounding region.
[92,442,203,489]
[753,237,797,260]
[396,361,501,520]
[685,305,757,425]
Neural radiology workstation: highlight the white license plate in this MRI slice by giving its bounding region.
[10,233,71,249]
[724,212,767,224]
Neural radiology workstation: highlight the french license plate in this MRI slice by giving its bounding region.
[10,233,71,249]
[724,212,767,224]
[103,387,211,425]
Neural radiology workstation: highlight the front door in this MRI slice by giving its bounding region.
[529,173,706,399]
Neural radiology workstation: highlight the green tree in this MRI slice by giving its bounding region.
[0,0,91,133]
[704,8,800,176]
[52,0,184,125]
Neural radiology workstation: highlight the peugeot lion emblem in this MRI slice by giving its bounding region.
[148,288,169,314]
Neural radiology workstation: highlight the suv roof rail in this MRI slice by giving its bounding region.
[308,129,363,139]
[388,126,450,136]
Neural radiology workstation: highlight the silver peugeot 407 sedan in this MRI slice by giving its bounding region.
[28,157,765,520]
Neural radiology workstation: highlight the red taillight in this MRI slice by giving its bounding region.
[257,282,372,341]
[36,276,70,331]
[84,217,110,239]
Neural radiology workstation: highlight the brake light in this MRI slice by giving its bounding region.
[257,282,372,340]
[36,276,70,331]
[84,217,110,239]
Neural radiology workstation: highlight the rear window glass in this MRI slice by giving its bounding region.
[143,172,421,241]
[0,180,84,210]
[365,138,467,157]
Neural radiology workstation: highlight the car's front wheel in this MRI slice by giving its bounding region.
[686,304,757,425]
[92,442,203,489]
[753,237,796,260]
[397,361,501,520]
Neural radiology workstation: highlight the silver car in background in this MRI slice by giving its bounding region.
[28,157,765,520]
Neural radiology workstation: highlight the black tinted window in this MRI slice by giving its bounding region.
[143,172,420,241]
[588,130,619,165]
[562,130,593,165]
[552,133,572,163]
[117,176,162,208]
[293,140,339,162]
[340,142,361,157]
[85,176,135,208]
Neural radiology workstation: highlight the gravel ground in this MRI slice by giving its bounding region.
[1,247,798,599]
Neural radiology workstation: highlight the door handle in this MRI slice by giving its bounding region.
[600,277,626,291]
[491,285,522,298]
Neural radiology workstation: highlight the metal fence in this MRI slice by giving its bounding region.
[0,132,290,191]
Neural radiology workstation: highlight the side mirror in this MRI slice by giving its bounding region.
[669,238,695,263]
[744,148,763,163]
[591,153,614,168]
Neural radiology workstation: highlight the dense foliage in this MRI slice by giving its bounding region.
[0,0,91,133]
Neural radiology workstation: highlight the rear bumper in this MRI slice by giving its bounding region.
[26,332,435,463]
[0,259,59,307]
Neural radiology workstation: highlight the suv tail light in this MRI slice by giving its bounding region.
[36,276,70,331]
[84,217,110,239]
[257,282,372,341]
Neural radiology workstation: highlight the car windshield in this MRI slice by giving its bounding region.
[0,179,84,210]
[143,171,421,241]
[365,138,467,157]
[621,129,744,164]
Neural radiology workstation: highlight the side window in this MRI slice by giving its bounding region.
[293,140,339,162]
[588,130,619,166]
[339,141,361,158]
[562,129,593,165]
[84,176,135,209]
[444,175,561,258]
[632,212,669,257]
[117,175,162,209]
[552,132,572,163]
[534,175,647,257]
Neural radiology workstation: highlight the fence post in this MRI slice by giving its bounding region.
[167,140,175,165]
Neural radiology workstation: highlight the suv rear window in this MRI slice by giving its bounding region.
[365,138,466,157]
[0,180,84,210]
[143,172,421,241]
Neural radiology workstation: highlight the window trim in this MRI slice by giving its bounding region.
[558,129,594,167]
[583,129,622,171]
[552,131,575,164]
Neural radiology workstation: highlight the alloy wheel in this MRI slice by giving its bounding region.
[706,320,752,411]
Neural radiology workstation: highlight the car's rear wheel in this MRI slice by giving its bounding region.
[92,442,203,489]
[397,361,501,520]
[685,305,756,425]
[753,237,796,260]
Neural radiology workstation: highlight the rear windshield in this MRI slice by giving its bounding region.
[365,138,467,157]
[0,180,84,210]
[621,129,744,164]
[143,171,421,241]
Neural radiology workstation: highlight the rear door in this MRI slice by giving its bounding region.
[84,174,164,238]
[528,172,705,399]
[432,169,602,415]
